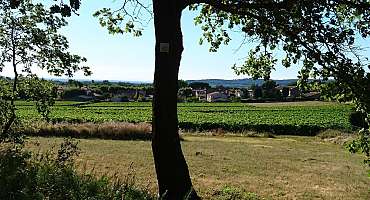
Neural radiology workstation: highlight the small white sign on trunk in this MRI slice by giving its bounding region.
[160,43,170,53]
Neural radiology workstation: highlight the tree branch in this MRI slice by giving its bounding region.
[186,0,293,12]
[186,0,370,16]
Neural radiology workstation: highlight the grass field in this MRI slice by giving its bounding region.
[25,135,370,200]
[18,101,354,135]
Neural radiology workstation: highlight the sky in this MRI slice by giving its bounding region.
[1,1,369,82]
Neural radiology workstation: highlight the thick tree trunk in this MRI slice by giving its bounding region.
[152,0,199,199]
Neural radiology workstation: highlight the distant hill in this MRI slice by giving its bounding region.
[27,77,298,88]
[186,78,298,88]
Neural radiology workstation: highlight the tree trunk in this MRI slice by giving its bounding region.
[2,21,18,139]
[152,0,199,199]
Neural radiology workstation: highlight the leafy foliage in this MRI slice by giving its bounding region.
[349,111,369,129]
[0,0,90,142]
[49,0,81,17]
[0,79,23,143]
[0,139,154,200]
[20,76,57,122]
[189,82,211,89]
[178,79,189,89]
[0,0,90,77]
[232,51,276,80]
[347,129,370,166]
[93,0,152,37]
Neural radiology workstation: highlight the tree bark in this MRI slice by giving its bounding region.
[152,0,200,199]
[2,20,18,138]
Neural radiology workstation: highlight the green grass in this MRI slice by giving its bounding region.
[15,100,85,106]
[17,101,353,135]
[25,135,370,200]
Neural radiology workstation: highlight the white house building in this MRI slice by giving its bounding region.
[193,89,207,101]
[206,92,229,102]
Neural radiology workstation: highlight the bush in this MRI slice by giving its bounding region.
[62,88,84,99]
[0,139,154,200]
[349,111,369,129]
[178,121,323,136]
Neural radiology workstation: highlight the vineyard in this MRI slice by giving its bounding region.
[17,101,354,135]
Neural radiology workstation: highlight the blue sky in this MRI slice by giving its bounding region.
[2,1,369,82]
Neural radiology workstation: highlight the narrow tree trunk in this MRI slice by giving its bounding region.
[152,0,199,199]
[2,22,18,138]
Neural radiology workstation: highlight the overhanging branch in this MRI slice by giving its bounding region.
[186,0,370,16]
[186,0,293,13]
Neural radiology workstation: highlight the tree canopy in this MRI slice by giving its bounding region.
[0,0,89,142]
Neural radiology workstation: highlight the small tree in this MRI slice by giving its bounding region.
[0,0,89,142]
[178,87,193,102]
[250,84,262,99]
[261,80,281,99]
[189,82,211,89]
[22,75,58,122]
[282,87,289,98]
[178,79,189,89]
[262,80,278,91]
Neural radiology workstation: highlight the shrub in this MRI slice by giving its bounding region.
[0,139,154,200]
[62,88,84,99]
[349,111,369,129]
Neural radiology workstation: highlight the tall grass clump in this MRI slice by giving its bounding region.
[0,139,154,200]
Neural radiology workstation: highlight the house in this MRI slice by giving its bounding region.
[193,89,207,101]
[207,92,229,102]
[288,87,299,97]
[229,89,243,98]
[80,86,92,96]
[57,86,64,93]
[93,93,103,100]
[56,86,64,99]
[236,89,244,98]
[247,89,254,98]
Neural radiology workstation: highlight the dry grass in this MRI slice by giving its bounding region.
[181,130,276,138]
[23,122,152,140]
[316,129,356,145]
[247,101,341,107]
[25,135,369,200]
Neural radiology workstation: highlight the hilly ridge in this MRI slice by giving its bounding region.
[187,78,298,88]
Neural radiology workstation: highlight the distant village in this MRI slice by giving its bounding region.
[56,79,321,103]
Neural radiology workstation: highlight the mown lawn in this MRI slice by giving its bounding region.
[26,135,369,200]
